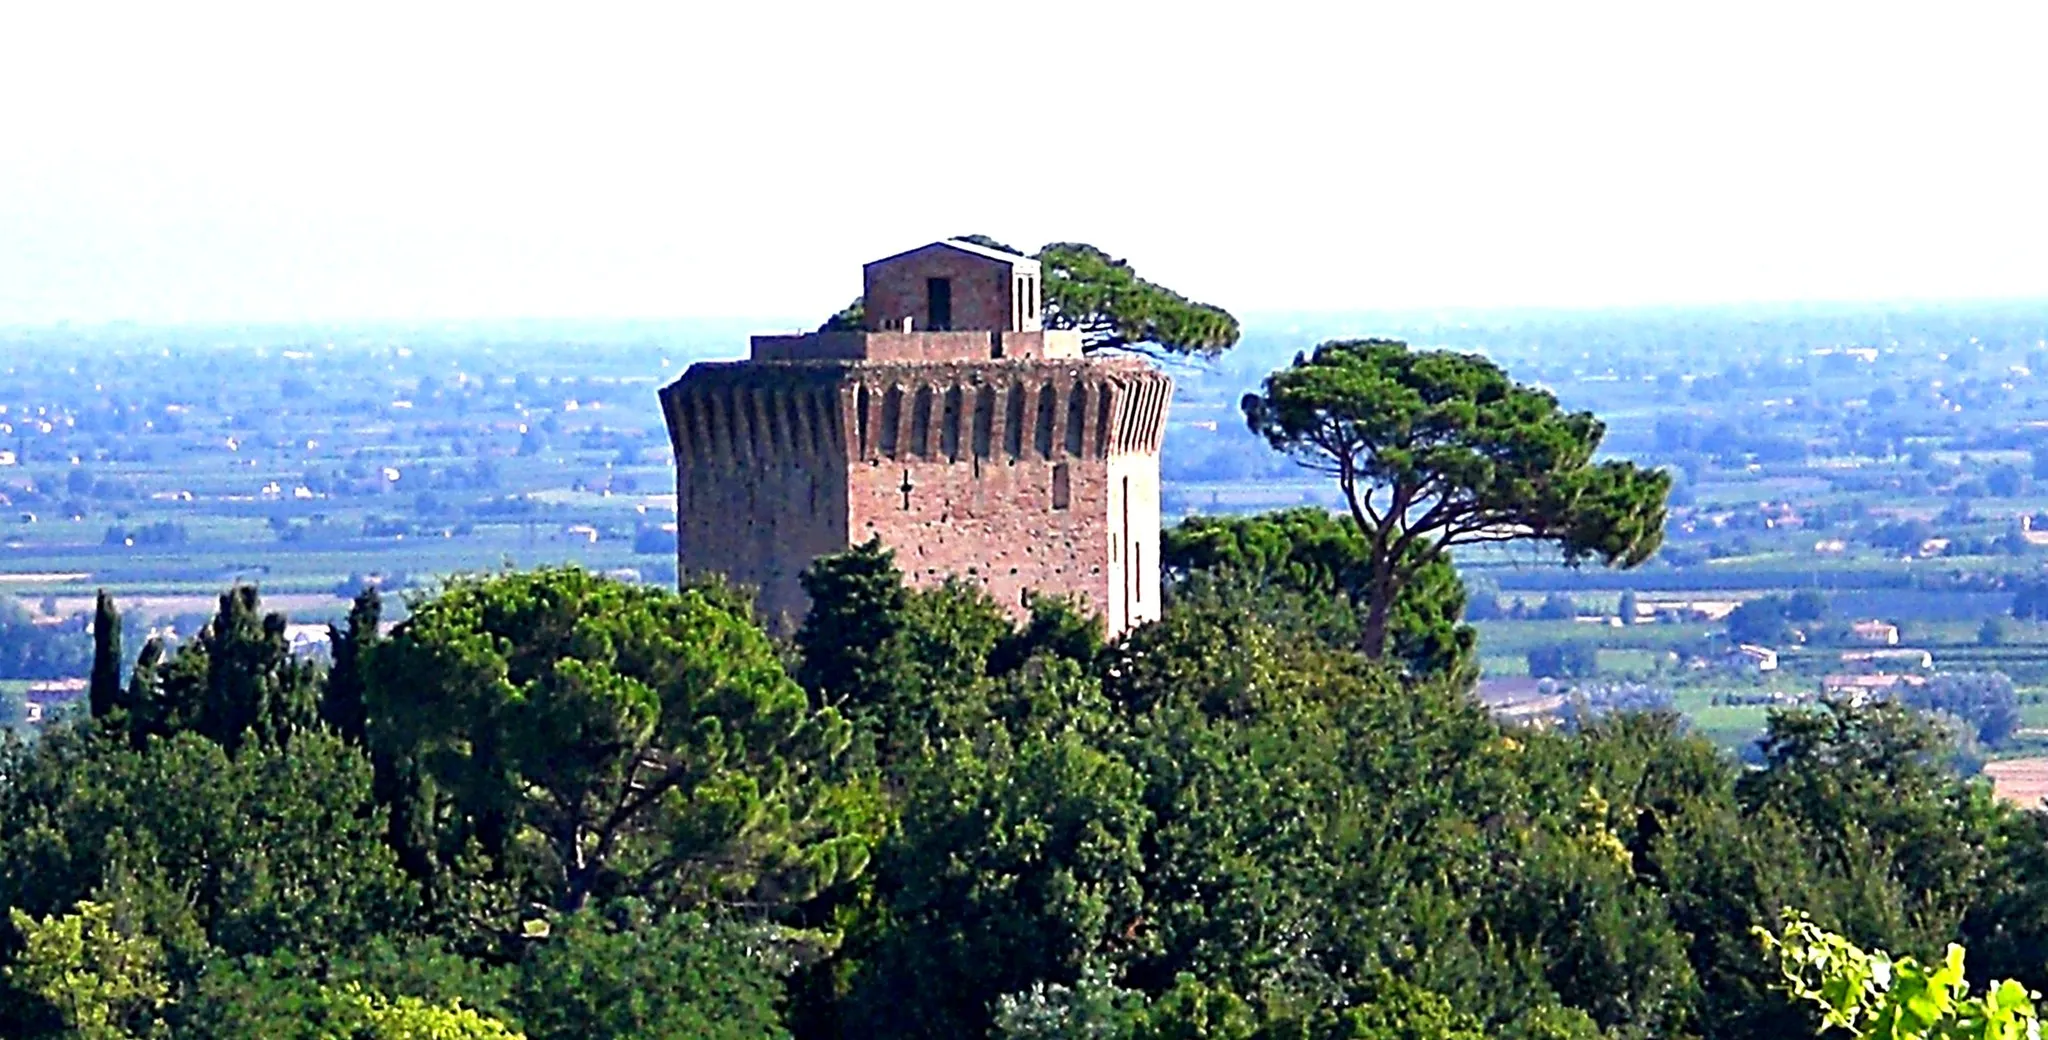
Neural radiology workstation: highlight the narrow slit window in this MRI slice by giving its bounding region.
[1052,463,1071,510]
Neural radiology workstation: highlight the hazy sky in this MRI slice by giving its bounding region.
[4,2,2046,325]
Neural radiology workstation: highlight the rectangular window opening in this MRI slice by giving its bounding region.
[1051,463,1071,510]
[927,277,953,331]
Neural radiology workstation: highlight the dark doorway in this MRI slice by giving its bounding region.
[927,277,952,331]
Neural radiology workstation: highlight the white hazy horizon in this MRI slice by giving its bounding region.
[5,2,2047,326]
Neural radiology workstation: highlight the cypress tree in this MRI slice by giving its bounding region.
[124,636,164,748]
[88,589,122,721]
[323,586,381,744]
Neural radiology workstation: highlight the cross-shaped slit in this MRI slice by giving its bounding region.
[899,469,914,510]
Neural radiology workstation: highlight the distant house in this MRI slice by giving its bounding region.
[1812,538,1848,554]
[1664,599,1743,623]
[2018,515,2048,547]
[1849,620,1900,646]
[1474,677,1568,727]
[1820,672,1927,701]
[283,623,332,661]
[25,679,88,708]
[0,450,14,467]
[1721,644,1779,672]
[564,524,601,544]
[1840,648,1933,672]
[1917,538,1950,558]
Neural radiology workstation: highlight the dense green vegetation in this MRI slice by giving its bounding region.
[1759,912,2040,1039]
[9,304,2048,1032]
[3,537,2047,1037]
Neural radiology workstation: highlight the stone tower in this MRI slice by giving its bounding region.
[659,239,1172,635]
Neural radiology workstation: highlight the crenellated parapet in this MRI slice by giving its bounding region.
[660,359,1171,471]
[843,360,1169,465]
[661,365,848,472]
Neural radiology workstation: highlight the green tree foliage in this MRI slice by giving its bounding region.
[122,585,323,752]
[364,567,873,915]
[797,539,1097,763]
[0,727,414,970]
[0,595,92,680]
[1979,619,2011,652]
[1759,910,2039,1039]
[1527,642,1600,680]
[1161,507,1476,682]
[1727,595,1796,646]
[186,937,517,1039]
[336,989,527,1039]
[513,905,791,1040]
[820,238,1240,358]
[1036,242,1239,358]
[1739,700,2009,965]
[324,586,382,744]
[199,981,526,1040]
[1787,589,1832,623]
[2013,579,2048,621]
[1241,340,1669,658]
[1988,463,2028,498]
[5,900,169,1040]
[990,966,1543,1040]
[796,537,914,723]
[847,726,1151,1038]
[1902,672,2021,747]
[9,551,2048,1039]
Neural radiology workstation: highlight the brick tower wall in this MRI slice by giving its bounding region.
[843,359,1169,631]
[660,366,853,628]
[662,356,1170,634]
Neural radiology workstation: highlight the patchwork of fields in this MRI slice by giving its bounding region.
[11,305,2048,760]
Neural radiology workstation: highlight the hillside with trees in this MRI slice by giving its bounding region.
[8,328,2048,1036]
[5,539,2048,1036]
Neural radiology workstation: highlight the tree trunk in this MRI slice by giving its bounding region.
[1359,563,1397,660]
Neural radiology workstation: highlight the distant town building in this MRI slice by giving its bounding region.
[1839,648,1933,672]
[25,678,87,699]
[283,623,332,661]
[1721,644,1779,672]
[1848,620,1901,646]
[2017,514,2048,547]
[660,239,1172,635]
[1819,672,1927,701]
